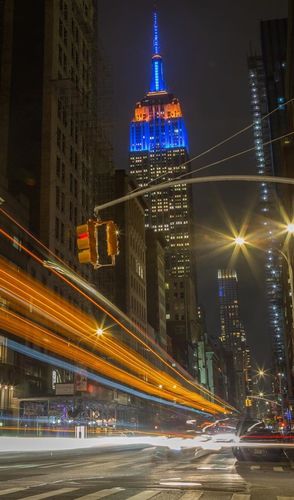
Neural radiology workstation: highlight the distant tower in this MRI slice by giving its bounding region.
[218,269,249,409]
[129,11,197,373]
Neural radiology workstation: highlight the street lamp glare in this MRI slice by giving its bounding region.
[287,223,294,234]
[96,327,104,336]
[234,236,245,246]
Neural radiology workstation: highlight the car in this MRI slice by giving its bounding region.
[233,419,288,462]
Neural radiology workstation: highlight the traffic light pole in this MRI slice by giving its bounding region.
[93,174,294,215]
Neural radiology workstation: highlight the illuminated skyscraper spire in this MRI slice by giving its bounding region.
[150,10,166,92]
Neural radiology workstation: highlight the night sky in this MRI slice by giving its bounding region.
[98,0,288,367]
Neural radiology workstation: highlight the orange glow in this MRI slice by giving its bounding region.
[0,258,231,414]
[133,101,182,122]
[164,101,182,119]
[0,209,235,413]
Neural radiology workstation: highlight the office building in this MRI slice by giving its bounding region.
[95,170,148,334]
[129,11,198,373]
[146,229,167,349]
[248,54,287,388]
[0,0,110,413]
[218,269,249,409]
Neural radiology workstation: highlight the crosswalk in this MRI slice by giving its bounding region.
[0,485,293,500]
[0,460,292,473]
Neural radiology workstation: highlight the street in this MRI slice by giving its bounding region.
[0,445,293,499]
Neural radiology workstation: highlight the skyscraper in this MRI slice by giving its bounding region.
[218,269,249,409]
[0,0,110,413]
[248,55,286,382]
[129,11,197,373]
[248,19,289,393]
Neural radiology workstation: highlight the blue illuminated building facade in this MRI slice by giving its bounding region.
[129,11,197,374]
[129,11,193,279]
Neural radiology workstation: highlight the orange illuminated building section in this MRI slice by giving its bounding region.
[133,99,183,122]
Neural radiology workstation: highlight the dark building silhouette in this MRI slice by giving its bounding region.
[0,0,111,416]
[145,229,167,349]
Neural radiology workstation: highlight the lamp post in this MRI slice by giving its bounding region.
[233,228,294,425]
[283,224,294,335]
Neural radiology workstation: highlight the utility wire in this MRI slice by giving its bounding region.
[127,97,294,193]
[95,129,294,213]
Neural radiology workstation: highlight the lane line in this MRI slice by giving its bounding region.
[273,466,284,472]
[250,465,260,470]
[74,487,125,499]
[180,492,203,499]
[0,487,27,496]
[231,495,251,500]
[277,497,294,500]
[125,491,159,500]
[62,461,96,468]
[20,487,78,499]
[39,462,74,469]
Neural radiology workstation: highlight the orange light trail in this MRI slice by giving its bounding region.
[0,210,235,413]
[0,259,228,413]
[0,307,222,413]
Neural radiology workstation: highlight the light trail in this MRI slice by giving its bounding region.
[0,262,228,413]
[0,217,235,412]
[0,262,220,407]
[6,339,213,416]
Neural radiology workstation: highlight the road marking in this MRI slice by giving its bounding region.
[277,497,294,500]
[125,491,159,500]
[39,464,60,469]
[62,461,96,468]
[0,487,27,496]
[180,492,203,499]
[273,466,284,472]
[231,495,251,500]
[75,487,125,499]
[250,465,260,470]
[0,463,40,469]
[20,487,78,499]
[39,462,74,469]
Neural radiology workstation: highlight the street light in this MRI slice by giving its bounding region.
[287,223,294,234]
[234,236,246,246]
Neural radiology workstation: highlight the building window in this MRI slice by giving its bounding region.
[55,217,60,240]
[56,157,61,177]
[61,162,65,183]
[56,186,60,208]
[61,192,65,212]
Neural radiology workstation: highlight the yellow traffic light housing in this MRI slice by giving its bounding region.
[76,218,120,269]
[106,221,119,257]
[76,220,98,266]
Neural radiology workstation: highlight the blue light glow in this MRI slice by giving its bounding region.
[153,11,160,54]
[7,339,211,416]
[150,11,166,92]
[130,116,188,152]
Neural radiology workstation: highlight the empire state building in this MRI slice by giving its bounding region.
[129,11,197,373]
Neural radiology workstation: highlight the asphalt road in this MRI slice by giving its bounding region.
[0,444,293,499]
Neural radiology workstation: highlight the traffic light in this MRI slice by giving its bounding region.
[106,221,119,257]
[245,398,252,407]
[76,220,98,266]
